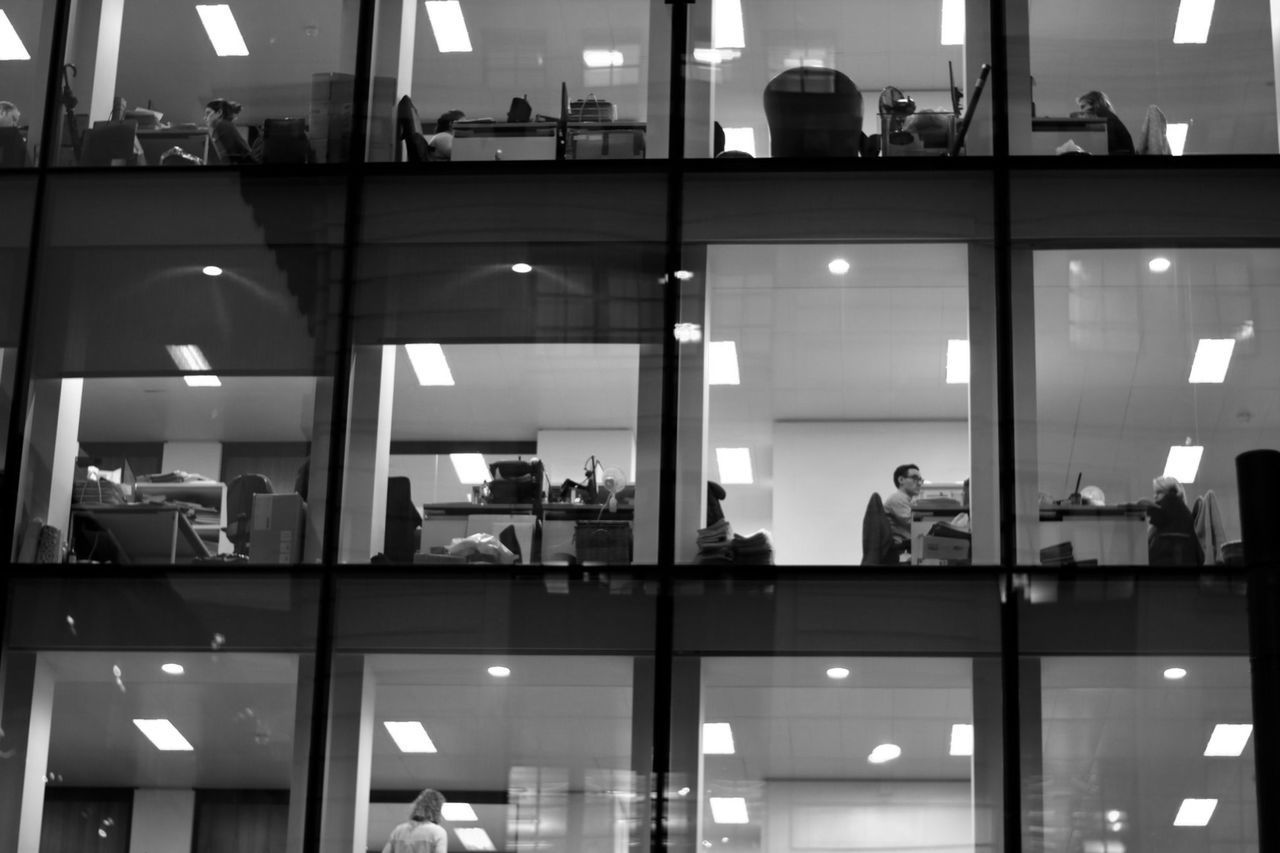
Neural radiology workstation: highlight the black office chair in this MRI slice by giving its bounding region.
[395,95,430,163]
[225,473,275,556]
[0,127,28,167]
[860,492,901,566]
[80,120,140,166]
[385,476,422,562]
[262,118,311,164]
[763,67,864,158]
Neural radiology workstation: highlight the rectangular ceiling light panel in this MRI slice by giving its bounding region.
[715,447,754,485]
[425,0,473,53]
[708,340,741,385]
[949,723,974,756]
[455,828,496,851]
[711,0,745,49]
[709,797,750,824]
[183,375,223,387]
[946,339,970,384]
[1167,122,1190,155]
[722,127,756,156]
[702,721,736,754]
[166,344,212,372]
[133,718,195,751]
[195,5,249,56]
[0,10,31,60]
[384,721,438,753]
[1173,0,1215,43]
[1188,338,1234,383]
[404,343,455,385]
[940,0,965,46]
[441,803,479,821]
[450,453,490,485]
[1173,798,1217,826]
[1163,445,1204,484]
[1204,723,1252,757]
[582,49,624,68]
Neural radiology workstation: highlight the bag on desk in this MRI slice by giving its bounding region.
[507,94,533,123]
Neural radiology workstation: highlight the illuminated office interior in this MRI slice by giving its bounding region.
[2,0,1280,852]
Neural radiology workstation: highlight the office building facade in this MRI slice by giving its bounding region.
[1,0,1278,851]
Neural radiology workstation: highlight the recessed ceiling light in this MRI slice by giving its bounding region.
[1173,0,1215,43]
[674,269,695,280]
[673,322,703,343]
[722,127,756,157]
[828,258,851,275]
[949,724,974,756]
[183,375,222,388]
[678,787,691,796]
[1173,798,1217,827]
[710,0,744,49]
[425,0,473,52]
[1163,666,1188,680]
[166,344,212,372]
[450,453,490,485]
[826,666,850,679]
[404,343,455,386]
[715,447,753,485]
[702,722,735,754]
[1106,809,1123,824]
[1149,257,1172,273]
[708,341,740,385]
[133,719,194,751]
[1167,123,1190,156]
[1188,338,1234,383]
[0,11,31,60]
[946,339,970,384]
[708,797,749,824]
[511,263,533,274]
[161,663,185,676]
[455,827,496,851]
[442,803,479,821]
[383,721,438,753]
[195,5,249,56]
[940,0,964,45]
[868,743,902,764]
[1204,723,1252,757]
[692,47,741,64]
[487,665,511,677]
[201,265,223,276]
[1163,445,1203,484]
[582,49,624,68]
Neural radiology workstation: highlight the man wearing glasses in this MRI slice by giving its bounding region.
[885,464,923,555]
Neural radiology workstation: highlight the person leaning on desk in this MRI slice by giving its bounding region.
[1074,90,1134,155]
[204,98,260,164]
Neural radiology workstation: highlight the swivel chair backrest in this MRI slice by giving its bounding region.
[226,473,275,556]
[763,67,863,158]
[385,476,422,562]
[396,95,429,163]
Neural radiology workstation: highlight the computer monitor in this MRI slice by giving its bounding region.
[80,120,139,166]
[0,127,27,167]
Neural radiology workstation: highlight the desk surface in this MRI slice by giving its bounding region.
[1040,504,1146,520]
[1032,116,1108,131]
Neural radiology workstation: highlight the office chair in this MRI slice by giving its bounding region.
[80,120,140,166]
[225,473,274,556]
[262,118,311,164]
[860,492,901,566]
[0,127,28,167]
[763,67,864,158]
[395,95,430,163]
[384,476,422,562]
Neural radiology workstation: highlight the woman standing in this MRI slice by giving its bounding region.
[383,788,448,853]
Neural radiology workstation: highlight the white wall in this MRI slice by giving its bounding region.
[537,429,636,491]
[773,421,970,565]
[128,789,195,853]
[161,441,223,481]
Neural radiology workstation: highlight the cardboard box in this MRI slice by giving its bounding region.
[922,534,970,563]
[250,493,306,564]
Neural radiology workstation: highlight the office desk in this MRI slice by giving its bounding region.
[1032,117,1109,155]
[420,502,538,561]
[137,128,209,165]
[1039,504,1147,565]
[451,121,647,161]
[71,505,211,564]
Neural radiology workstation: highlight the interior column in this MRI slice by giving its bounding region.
[339,346,395,562]
[320,654,376,853]
[1009,248,1040,564]
[968,243,1000,564]
[0,652,54,853]
[11,378,82,559]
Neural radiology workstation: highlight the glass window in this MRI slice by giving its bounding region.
[0,575,320,852]
[1011,0,1280,155]
[686,0,994,158]
[10,173,344,564]
[0,0,56,168]
[326,576,657,853]
[57,0,358,166]
[341,174,667,564]
[0,176,35,510]
[1018,247,1277,567]
[670,575,1004,853]
[370,0,671,162]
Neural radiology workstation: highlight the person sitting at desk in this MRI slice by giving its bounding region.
[1141,476,1204,566]
[427,109,465,161]
[1074,90,1134,155]
[204,98,260,164]
[884,463,922,555]
[0,100,20,128]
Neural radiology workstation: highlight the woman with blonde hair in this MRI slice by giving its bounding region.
[1143,476,1203,566]
[382,788,448,853]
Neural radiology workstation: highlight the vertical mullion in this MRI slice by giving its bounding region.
[301,571,339,853]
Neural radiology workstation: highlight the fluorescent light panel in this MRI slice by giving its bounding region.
[583,49,623,68]
[1168,122,1190,155]
[949,723,974,756]
[195,5,249,57]
[425,0,473,53]
[868,743,902,763]
[708,341,741,385]
[1173,798,1217,826]
[722,126,756,156]
[1173,0,1215,43]
[450,453,490,485]
[708,797,749,824]
[1204,723,1252,757]
[0,10,31,60]
[455,828,496,851]
[715,447,754,485]
[702,722,736,754]
[711,0,745,49]
[1188,338,1234,383]
[693,47,740,64]
[404,343,455,386]
[183,375,222,387]
[1164,445,1204,484]
[166,344,212,372]
[383,721,438,753]
[940,0,965,45]
[441,803,479,822]
[946,339,970,384]
[133,718,194,751]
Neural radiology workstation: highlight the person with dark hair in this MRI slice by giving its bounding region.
[427,109,465,160]
[204,98,259,164]
[1074,90,1134,155]
[382,788,447,853]
[0,101,21,128]
[884,463,922,551]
